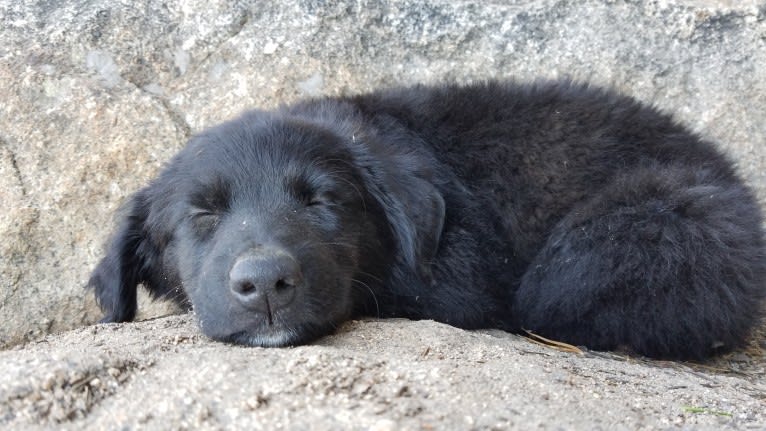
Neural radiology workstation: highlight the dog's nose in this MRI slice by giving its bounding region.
[229,249,301,320]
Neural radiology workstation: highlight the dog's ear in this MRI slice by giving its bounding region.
[378,176,446,281]
[349,127,447,283]
[88,189,166,323]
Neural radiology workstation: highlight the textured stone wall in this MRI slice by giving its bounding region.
[1,0,765,347]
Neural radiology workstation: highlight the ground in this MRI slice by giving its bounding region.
[1,315,764,430]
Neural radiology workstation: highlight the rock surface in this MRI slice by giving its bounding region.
[1,0,766,428]
[1,316,765,430]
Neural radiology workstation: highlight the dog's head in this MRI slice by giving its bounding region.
[89,109,446,346]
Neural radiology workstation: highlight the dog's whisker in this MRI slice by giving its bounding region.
[350,278,380,318]
[324,173,368,212]
[350,269,384,284]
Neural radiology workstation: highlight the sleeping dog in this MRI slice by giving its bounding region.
[89,80,766,360]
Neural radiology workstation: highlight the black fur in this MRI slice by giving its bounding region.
[88,80,766,360]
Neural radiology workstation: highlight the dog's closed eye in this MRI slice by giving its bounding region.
[289,176,337,208]
[189,207,222,235]
[306,191,340,207]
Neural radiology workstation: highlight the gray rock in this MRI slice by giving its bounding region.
[0,0,764,352]
[1,316,765,429]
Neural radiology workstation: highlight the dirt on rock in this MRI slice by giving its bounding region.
[1,315,764,430]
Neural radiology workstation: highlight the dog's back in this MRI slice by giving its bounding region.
[345,81,766,359]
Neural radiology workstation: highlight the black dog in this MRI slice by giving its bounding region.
[89,80,766,360]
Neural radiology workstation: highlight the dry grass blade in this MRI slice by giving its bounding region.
[523,329,584,355]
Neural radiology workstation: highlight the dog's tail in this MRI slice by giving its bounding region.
[513,163,766,360]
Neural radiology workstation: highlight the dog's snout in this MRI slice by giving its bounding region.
[229,249,301,320]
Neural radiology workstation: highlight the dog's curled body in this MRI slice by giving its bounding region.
[89,81,766,359]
